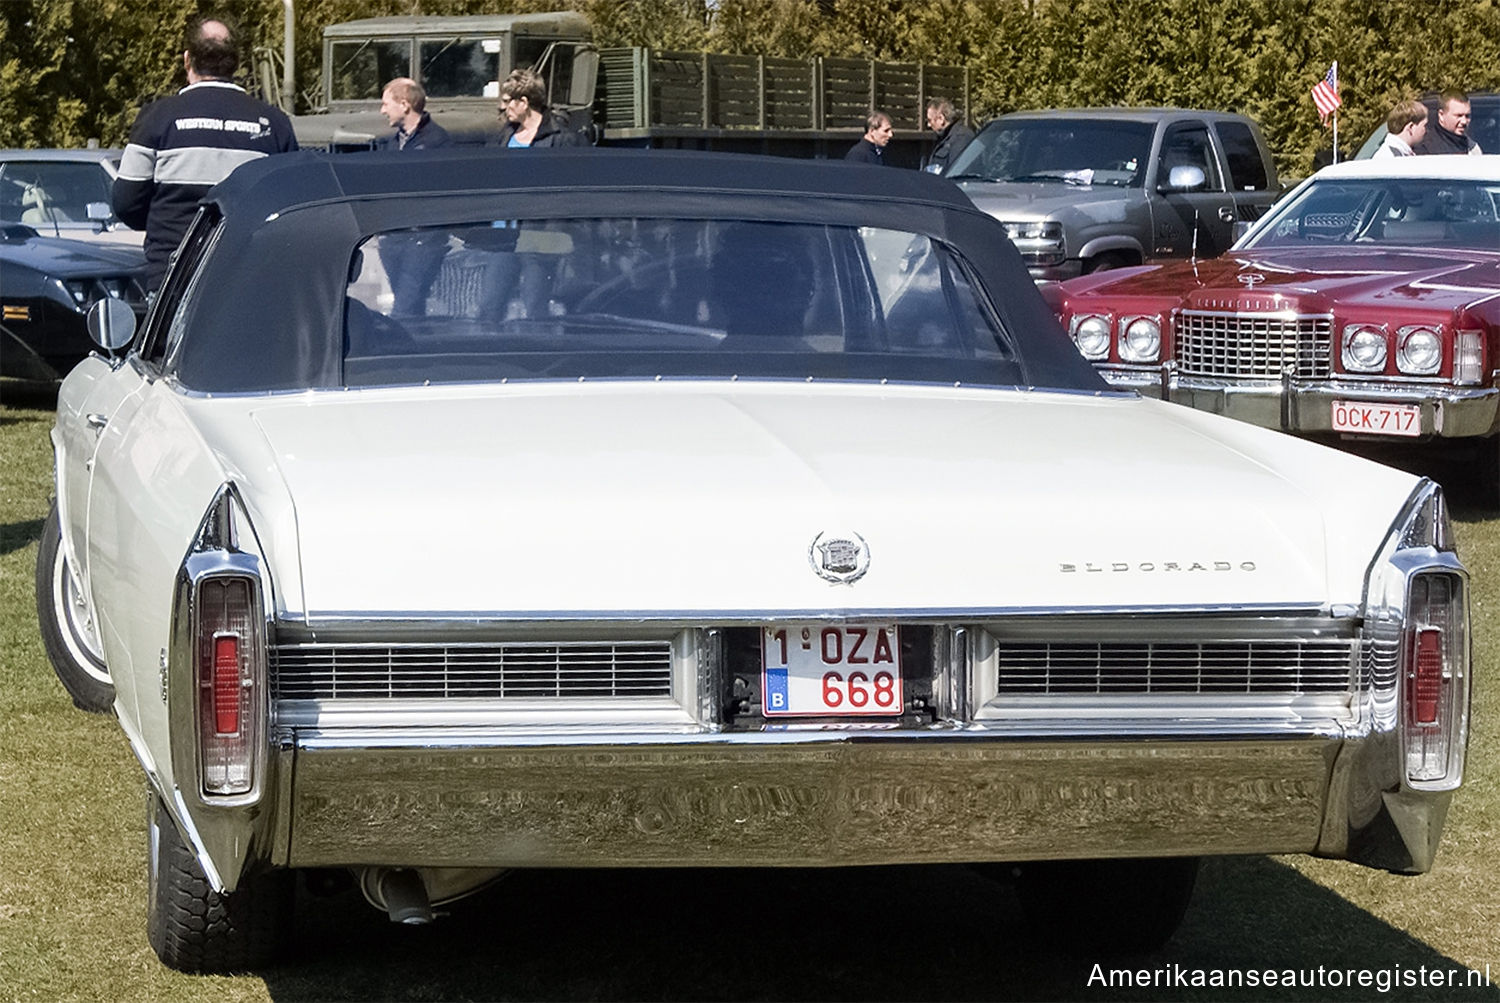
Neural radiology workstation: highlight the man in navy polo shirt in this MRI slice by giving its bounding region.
[113,16,298,291]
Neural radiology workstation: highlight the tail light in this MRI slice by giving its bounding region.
[1401,572,1468,789]
[195,575,264,796]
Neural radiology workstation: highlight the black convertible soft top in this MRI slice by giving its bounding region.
[169,148,1105,394]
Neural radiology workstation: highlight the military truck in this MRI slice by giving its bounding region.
[264,12,968,166]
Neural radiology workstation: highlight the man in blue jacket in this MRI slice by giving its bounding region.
[374,77,452,315]
[377,78,451,151]
[113,16,298,291]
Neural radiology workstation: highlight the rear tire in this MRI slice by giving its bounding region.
[983,856,1198,955]
[146,795,292,973]
[34,501,113,712]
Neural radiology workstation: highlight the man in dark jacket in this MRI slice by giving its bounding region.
[375,77,452,316]
[113,15,297,291]
[495,69,582,149]
[845,111,894,165]
[377,78,451,151]
[924,98,975,175]
[1415,90,1485,156]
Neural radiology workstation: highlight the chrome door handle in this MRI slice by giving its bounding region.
[1218,206,1236,224]
[85,413,108,433]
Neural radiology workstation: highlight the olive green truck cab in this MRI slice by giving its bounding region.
[274,12,968,166]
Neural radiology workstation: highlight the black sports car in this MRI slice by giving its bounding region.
[0,223,147,381]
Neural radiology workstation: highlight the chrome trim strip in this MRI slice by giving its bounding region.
[169,377,1131,400]
[278,720,1348,749]
[289,603,1334,627]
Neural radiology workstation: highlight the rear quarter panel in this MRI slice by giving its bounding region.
[87,382,231,791]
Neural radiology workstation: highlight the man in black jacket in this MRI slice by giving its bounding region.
[845,111,894,165]
[1415,90,1485,156]
[924,98,975,175]
[113,16,298,291]
[375,77,452,316]
[377,78,451,151]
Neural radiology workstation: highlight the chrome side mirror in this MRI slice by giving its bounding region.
[86,298,137,352]
[86,201,113,222]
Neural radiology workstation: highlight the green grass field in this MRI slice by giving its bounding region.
[1,399,1495,1002]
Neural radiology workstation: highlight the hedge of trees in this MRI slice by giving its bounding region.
[3,0,1497,178]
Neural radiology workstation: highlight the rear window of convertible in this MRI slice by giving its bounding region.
[343,218,1021,387]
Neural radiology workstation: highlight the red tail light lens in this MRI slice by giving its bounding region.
[196,577,262,796]
[212,634,241,734]
[1408,628,1442,726]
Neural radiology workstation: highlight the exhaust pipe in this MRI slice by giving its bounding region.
[360,867,434,925]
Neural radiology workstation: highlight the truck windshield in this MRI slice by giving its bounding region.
[419,37,501,98]
[330,39,410,101]
[1242,178,1500,250]
[343,218,1020,388]
[946,120,1154,188]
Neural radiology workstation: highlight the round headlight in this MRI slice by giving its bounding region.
[1342,325,1388,372]
[1071,315,1112,360]
[1398,326,1443,375]
[1120,317,1161,363]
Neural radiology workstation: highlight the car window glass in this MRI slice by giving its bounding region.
[330,39,410,101]
[138,207,222,365]
[1248,179,1500,250]
[0,160,112,225]
[1214,122,1269,191]
[1158,125,1223,191]
[946,120,1153,188]
[343,218,1019,387]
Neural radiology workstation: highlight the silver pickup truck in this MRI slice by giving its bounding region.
[947,108,1280,281]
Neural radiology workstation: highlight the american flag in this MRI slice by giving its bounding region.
[1311,62,1341,121]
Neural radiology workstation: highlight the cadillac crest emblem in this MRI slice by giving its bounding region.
[808,530,870,584]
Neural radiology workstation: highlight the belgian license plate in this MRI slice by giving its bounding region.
[761,624,902,717]
[1332,400,1421,437]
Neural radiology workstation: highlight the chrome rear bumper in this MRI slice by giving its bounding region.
[257,724,1445,876]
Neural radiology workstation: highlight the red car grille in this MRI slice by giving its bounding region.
[1174,310,1332,379]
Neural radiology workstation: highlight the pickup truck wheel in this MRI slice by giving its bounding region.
[1083,252,1133,274]
[147,795,292,973]
[34,501,113,712]
[1006,857,1198,954]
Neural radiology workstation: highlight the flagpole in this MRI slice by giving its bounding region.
[1331,60,1339,163]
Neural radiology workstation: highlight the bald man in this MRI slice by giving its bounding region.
[113,15,298,289]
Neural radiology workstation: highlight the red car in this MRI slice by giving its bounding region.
[1046,156,1500,502]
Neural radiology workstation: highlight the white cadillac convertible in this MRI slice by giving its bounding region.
[38,149,1470,972]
